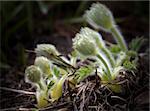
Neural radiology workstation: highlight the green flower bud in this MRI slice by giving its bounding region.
[80,27,105,48]
[84,3,115,31]
[73,32,97,56]
[84,3,127,51]
[73,27,112,78]
[35,44,59,57]
[25,65,41,83]
[34,56,51,76]
[75,27,115,68]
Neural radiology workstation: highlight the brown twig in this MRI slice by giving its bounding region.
[0,87,36,95]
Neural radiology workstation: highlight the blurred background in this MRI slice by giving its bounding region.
[0,1,149,108]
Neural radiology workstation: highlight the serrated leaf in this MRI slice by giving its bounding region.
[129,37,145,52]
[123,60,137,70]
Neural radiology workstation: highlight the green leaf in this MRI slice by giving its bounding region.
[123,60,137,70]
[129,37,146,52]
[75,65,94,82]
[53,66,60,78]
[127,50,137,58]
[47,80,55,90]
[109,45,121,53]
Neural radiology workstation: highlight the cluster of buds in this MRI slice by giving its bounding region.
[73,2,139,92]
[25,2,141,108]
[25,44,67,108]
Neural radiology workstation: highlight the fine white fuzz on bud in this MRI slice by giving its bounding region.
[35,44,59,57]
[25,65,41,83]
[80,27,105,48]
[84,3,115,31]
[73,32,97,57]
[34,56,51,76]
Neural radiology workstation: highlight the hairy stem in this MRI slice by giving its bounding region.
[96,54,111,79]
[101,47,115,67]
[38,79,47,91]
[110,25,127,52]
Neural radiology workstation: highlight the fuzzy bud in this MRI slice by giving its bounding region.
[84,3,115,31]
[73,32,97,57]
[34,56,51,76]
[80,27,105,48]
[25,65,41,83]
[35,44,59,57]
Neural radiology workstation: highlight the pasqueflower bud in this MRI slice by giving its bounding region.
[73,33,97,56]
[80,27,105,48]
[73,27,115,69]
[84,3,127,51]
[34,56,51,76]
[25,66,48,108]
[73,27,100,57]
[25,65,41,83]
[73,27,112,77]
[84,3,115,31]
[35,44,59,57]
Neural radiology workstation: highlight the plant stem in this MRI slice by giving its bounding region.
[71,57,77,67]
[96,54,111,79]
[110,25,127,52]
[96,40,115,68]
[38,79,47,91]
[36,90,48,108]
[101,47,115,67]
[116,52,127,67]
